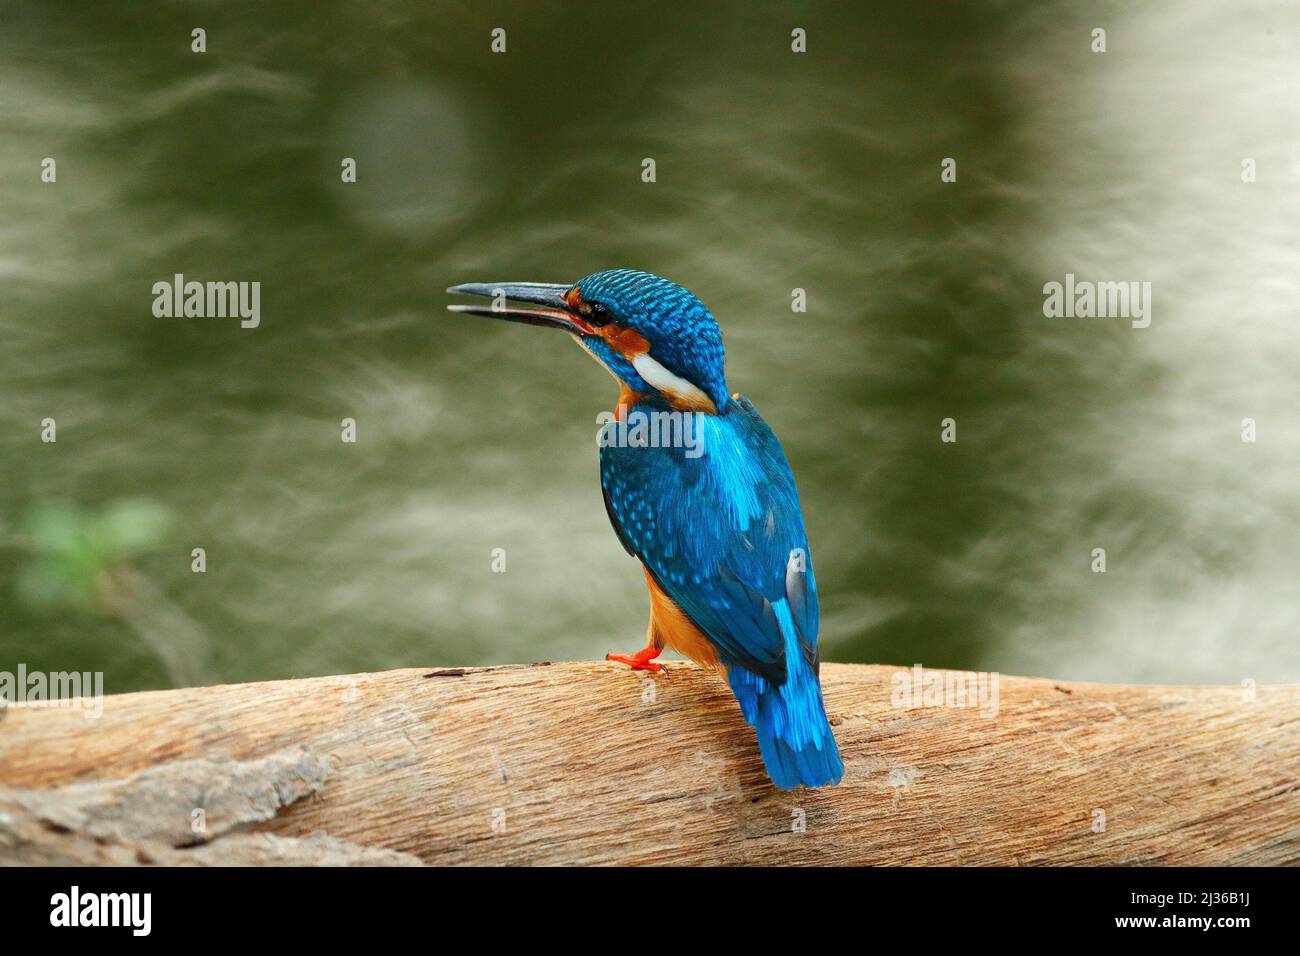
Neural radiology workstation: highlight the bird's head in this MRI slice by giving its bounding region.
[447,269,728,414]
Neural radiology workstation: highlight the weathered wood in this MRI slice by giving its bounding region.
[0,747,420,865]
[0,662,1296,865]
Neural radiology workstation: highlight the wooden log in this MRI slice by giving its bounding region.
[0,661,1296,865]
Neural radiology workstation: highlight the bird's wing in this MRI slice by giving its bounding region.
[599,395,819,683]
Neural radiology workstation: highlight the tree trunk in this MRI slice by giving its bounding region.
[1,661,1295,865]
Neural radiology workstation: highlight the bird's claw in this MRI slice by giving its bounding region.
[606,649,665,674]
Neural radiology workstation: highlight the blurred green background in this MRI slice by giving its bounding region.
[2,0,1297,694]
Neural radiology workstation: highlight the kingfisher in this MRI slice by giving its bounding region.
[447,270,843,789]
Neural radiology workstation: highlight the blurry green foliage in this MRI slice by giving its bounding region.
[16,500,171,611]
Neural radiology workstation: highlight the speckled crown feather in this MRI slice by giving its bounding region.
[573,269,729,411]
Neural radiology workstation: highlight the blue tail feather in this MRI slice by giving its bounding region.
[728,666,843,789]
[726,604,843,789]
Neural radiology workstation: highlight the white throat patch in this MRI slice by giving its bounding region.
[631,353,716,412]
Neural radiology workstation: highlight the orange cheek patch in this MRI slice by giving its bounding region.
[563,290,649,357]
[599,324,650,358]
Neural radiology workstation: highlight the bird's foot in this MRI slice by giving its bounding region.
[606,645,665,673]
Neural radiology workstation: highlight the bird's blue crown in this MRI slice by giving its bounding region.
[571,269,729,412]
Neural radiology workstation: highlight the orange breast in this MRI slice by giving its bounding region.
[644,568,721,669]
[616,380,642,419]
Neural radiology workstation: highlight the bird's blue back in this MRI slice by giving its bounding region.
[600,394,843,788]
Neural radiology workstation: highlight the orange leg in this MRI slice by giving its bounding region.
[606,643,665,673]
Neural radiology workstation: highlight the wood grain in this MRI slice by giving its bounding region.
[1,661,1296,865]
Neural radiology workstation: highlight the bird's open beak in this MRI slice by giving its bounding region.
[446,282,593,335]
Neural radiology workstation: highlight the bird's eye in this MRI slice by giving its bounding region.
[585,302,612,326]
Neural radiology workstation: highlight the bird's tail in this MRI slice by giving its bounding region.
[727,655,843,790]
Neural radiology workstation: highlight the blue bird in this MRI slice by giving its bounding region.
[447,270,843,789]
